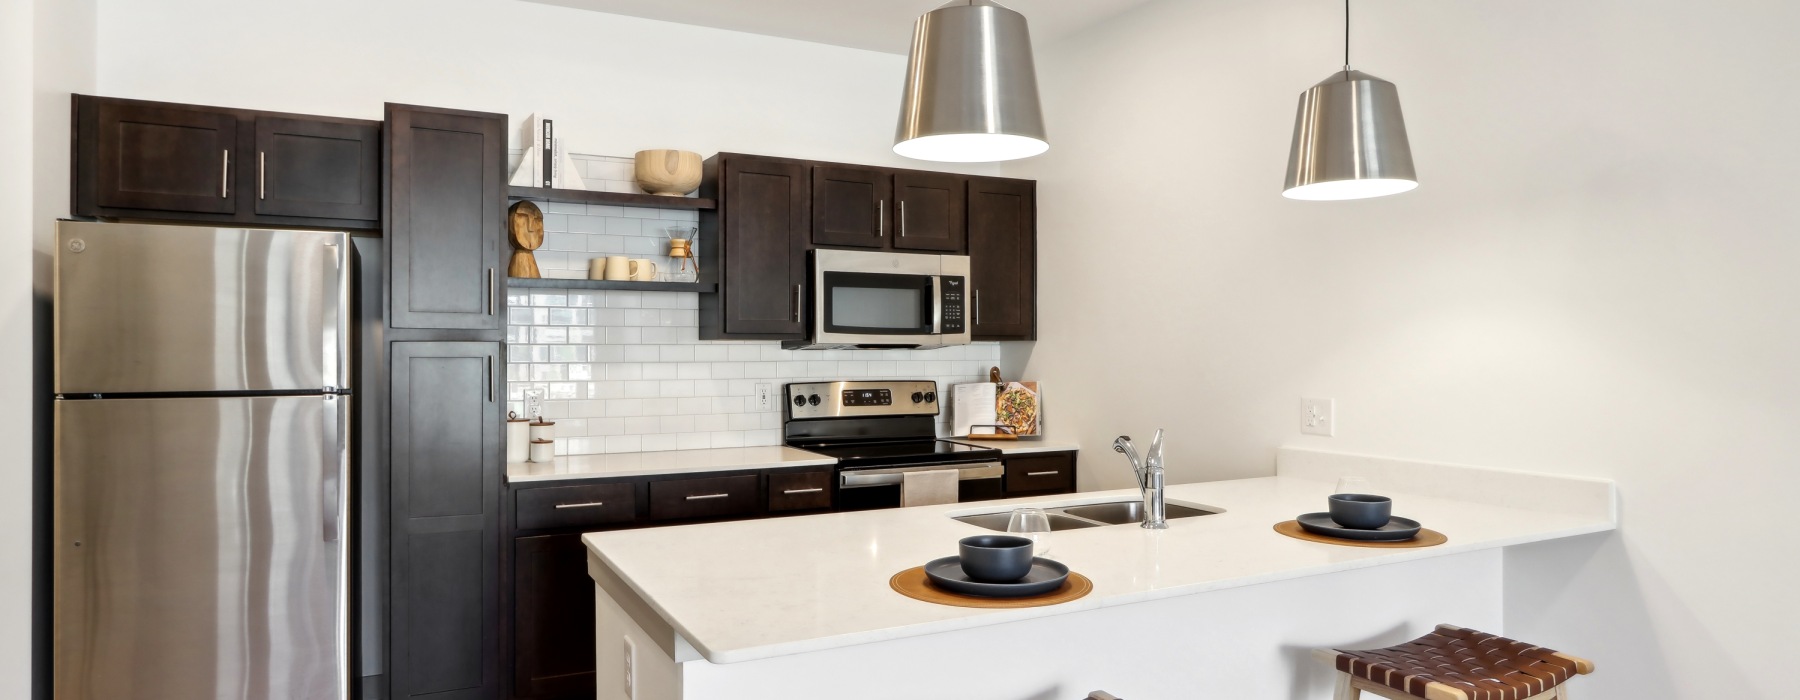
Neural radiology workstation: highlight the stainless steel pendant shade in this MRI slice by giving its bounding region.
[1283,70,1417,200]
[894,0,1048,163]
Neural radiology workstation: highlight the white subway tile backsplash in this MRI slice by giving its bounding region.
[506,287,1004,457]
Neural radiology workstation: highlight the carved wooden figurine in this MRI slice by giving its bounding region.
[508,200,545,278]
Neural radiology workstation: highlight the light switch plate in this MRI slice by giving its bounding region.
[623,636,636,699]
[1301,397,1335,437]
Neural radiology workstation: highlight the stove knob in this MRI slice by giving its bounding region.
[792,395,806,407]
[808,394,821,406]
[924,391,936,403]
[911,392,924,404]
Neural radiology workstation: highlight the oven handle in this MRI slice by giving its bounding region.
[840,461,1004,489]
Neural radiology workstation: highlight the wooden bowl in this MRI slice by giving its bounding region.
[634,150,702,196]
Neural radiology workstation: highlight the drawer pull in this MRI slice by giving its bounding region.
[553,502,606,509]
[782,488,824,495]
[686,493,730,501]
[1026,470,1060,477]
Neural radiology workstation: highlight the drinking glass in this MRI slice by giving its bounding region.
[1334,476,1373,496]
[1006,507,1052,556]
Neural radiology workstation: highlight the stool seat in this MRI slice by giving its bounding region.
[1318,624,1595,700]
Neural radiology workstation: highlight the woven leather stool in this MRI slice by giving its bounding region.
[1314,624,1594,700]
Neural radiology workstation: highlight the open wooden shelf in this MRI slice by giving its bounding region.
[507,277,715,293]
[507,186,716,211]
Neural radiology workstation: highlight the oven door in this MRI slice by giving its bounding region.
[835,461,1005,510]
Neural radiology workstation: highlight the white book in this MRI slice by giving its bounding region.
[509,112,548,187]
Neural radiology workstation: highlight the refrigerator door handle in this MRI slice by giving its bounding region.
[321,396,347,543]
[322,237,348,391]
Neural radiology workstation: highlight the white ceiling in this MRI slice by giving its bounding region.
[522,0,1157,55]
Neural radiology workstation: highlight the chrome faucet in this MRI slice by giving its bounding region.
[1112,429,1168,530]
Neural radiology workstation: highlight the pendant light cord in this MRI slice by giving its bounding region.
[1343,0,1351,71]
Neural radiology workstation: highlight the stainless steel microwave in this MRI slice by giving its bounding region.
[784,249,971,350]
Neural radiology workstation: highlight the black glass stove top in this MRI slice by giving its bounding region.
[790,439,1001,469]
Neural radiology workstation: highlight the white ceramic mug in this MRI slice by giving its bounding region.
[602,256,632,281]
[631,259,659,281]
[587,257,610,280]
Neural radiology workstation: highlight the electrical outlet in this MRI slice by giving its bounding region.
[754,383,774,412]
[524,388,545,421]
[623,637,636,699]
[1301,398,1335,437]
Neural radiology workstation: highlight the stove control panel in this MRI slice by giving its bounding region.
[786,380,940,420]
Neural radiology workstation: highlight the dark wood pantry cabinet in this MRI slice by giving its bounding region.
[383,103,509,700]
[72,94,381,229]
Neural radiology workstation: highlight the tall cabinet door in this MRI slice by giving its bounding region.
[715,157,809,337]
[811,166,890,248]
[92,100,238,214]
[390,341,503,700]
[893,171,966,253]
[386,104,505,333]
[967,177,1036,340]
[255,116,381,221]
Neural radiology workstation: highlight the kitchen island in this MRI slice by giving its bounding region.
[584,448,1616,700]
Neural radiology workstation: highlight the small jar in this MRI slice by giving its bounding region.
[528,438,556,463]
[529,419,556,443]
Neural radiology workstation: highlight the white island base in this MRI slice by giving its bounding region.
[586,448,1616,700]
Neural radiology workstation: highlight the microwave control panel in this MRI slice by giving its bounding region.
[940,276,966,333]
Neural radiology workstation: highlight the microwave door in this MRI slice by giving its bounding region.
[813,270,935,348]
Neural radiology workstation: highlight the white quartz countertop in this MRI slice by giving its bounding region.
[947,439,1081,454]
[583,448,1616,665]
[507,446,835,482]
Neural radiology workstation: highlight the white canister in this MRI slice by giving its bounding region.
[528,438,556,463]
[507,412,531,463]
[529,420,556,442]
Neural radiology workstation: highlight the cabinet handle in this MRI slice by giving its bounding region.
[258,151,266,200]
[782,488,824,495]
[975,289,981,325]
[220,150,230,198]
[1026,471,1060,477]
[487,268,496,315]
[554,502,607,509]
[877,199,885,237]
[486,355,494,402]
[794,285,803,322]
[685,493,730,501]
[899,200,907,236]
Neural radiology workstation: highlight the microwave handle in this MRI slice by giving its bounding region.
[930,275,943,335]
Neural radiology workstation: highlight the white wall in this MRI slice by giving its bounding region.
[94,0,994,174]
[1007,0,1800,697]
[1,0,38,696]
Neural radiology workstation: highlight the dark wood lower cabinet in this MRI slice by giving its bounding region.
[1002,452,1077,495]
[512,534,597,699]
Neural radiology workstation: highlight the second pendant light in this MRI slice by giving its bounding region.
[1283,0,1417,201]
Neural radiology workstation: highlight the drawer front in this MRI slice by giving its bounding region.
[649,475,760,521]
[767,470,832,512]
[1004,454,1075,494]
[515,483,636,531]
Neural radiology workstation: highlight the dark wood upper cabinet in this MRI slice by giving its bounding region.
[73,94,380,228]
[390,341,503,700]
[254,116,380,221]
[811,165,890,248]
[893,171,966,253]
[90,99,238,215]
[700,154,809,339]
[385,103,505,333]
[967,177,1037,340]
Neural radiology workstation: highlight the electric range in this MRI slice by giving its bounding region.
[784,380,1003,509]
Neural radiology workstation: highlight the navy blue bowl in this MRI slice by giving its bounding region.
[958,535,1035,582]
[1328,494,1393,530]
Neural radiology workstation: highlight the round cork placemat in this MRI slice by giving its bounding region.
[1273,520,1448,548]
[889,566,1093,608]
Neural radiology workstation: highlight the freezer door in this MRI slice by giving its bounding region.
[56,221,348,394]
[55,396,351,700]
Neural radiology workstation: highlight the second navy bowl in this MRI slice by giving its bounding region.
[958,535,1035,582]
[1328,493,1393,530]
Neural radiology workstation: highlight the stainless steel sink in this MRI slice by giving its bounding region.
[953,499,1221,531]
[952,511,1101,531]
[1059,501,1216,525]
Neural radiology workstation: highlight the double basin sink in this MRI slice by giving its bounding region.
[954,499,1221,531]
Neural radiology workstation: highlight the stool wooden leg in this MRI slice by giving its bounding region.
[1333,673,1361,700]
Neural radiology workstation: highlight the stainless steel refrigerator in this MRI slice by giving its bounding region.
[54,221,352,700]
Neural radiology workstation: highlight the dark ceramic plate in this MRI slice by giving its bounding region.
[923,556,1071,597]
[1296,513,1423,541]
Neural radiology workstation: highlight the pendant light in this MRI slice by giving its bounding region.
[894,0,1048,163]
[1283,0,1417,200]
